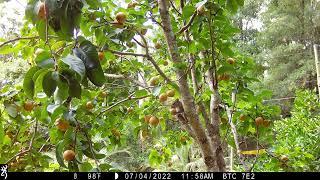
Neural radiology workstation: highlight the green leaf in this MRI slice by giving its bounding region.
[61,55,86,81]
[226,0,239,13]
[55,140,67,168]
[54,78,69,104]
[43,71,57,97]
[85,0,100,9]
[23,66,41,98]
[82,147,105,159]
[0,44,14,55]
[67,77,81,98]
[35,69,50,94]
[73,41,106,87]
[4,103,18,118]
[182,5,195,20]
[79,162,93,172]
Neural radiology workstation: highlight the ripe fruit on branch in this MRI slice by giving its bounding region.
[98,52,104,61]
[127,1,138,8]
[144,115,151,123]
[197,5,205,15]
[155,42,161,49]
[280,155,289,162]
[149,116,159,126]
[86,101,94,110]
[149,77,159,86]
[24,101,34,111]
[111,128,121,137]
[239,114,246,121]
[37,2,47,20]
[55,118,69,132]
[159,93,168,103]
[63,150,75,161]
[218,74,230,81]
[227,57,235,65]
[115,12,126,24]
[99,91,107,98]
[255,117,264,126]
[166,90,175,97]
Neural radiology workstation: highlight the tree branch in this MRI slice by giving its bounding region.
[107,49,147,57]
[105,73,149,88]
[6,119,38,164]
[177,11,197,35]
[146,55,173,84]
[0,35,56,48]
[169,0,182,16]
[133,37,146,48]
[97,93,150,117]
[0,36,39,48]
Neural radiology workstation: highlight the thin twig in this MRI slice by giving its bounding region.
[104,73,149,88]
[133,37,146,48]
[177,11,197,35]
[97,93,150,117]
[107,49,147,57]
[169,0,182,16]
[6,119,38,164]
[0,36,39,48]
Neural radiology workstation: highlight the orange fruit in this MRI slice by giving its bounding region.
[115,12,126,24]
[144,115,151,123]
[239,114,246,121]
[127,1,138,8]
[166,90,175,97]
[159,93,168,103]
[98,52,104,61]
[149,116,159,126]
[227,57,235,65]
[255,117,264,126]
[86,101,94,110]
[63,150,75,161]
[99,91,107,98]
[38,2,47,20]
[55,118,69,132]
[24,101,34,112]
[149,77,159,86]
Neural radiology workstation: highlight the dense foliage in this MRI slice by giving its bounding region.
[0,0,318,172]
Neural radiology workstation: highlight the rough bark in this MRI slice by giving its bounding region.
[158,0,219,171]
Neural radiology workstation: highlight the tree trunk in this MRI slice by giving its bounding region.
[158,0,222,171]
